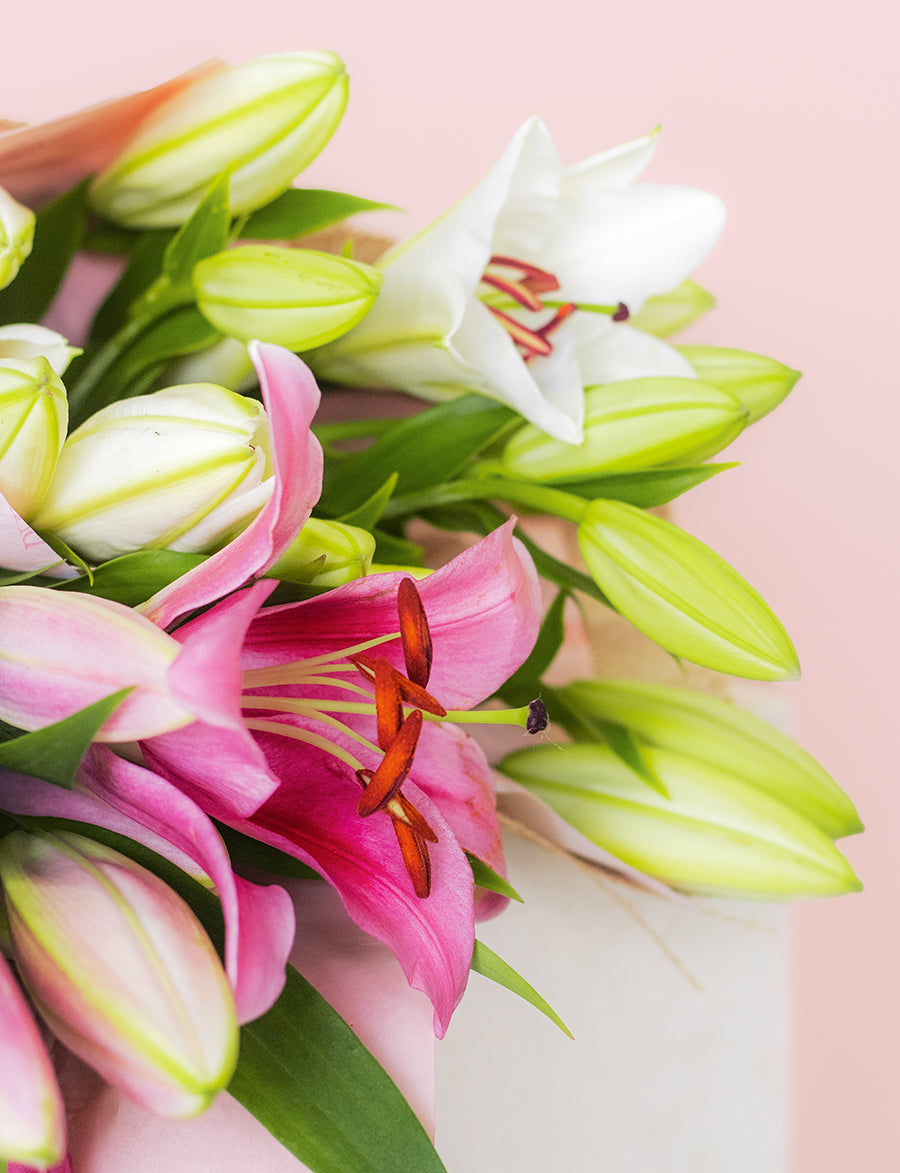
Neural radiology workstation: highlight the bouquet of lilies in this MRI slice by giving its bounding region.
[0,52,860,1173]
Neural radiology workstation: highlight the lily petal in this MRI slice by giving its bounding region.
[572,317,698,385]
[141,342,323,629]
[0,493,65,574]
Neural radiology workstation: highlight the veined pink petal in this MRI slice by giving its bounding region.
[243,519,542,709]
[141,343,323,630]
[209,727,474,1038]
[0,586,193,740]
[0,494,67,574]
[0,952,66,1168]
[0,63,224,205]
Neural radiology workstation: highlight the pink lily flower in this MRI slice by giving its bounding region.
[0,758,295,1026]
[142,520,542,1035]
[0,950,66,1169]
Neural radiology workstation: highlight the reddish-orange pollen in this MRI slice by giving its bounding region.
[350,577,445,898]
[480,255,577,363]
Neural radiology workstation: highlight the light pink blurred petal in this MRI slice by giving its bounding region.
[61,881,434,1173]
[0,587,192,740]
[0,495,66,573]
[0,63,223,205]
[0,952,66,1168]
[141,343,324,630]
[243,518,542,709]
[9,1159,73,1173]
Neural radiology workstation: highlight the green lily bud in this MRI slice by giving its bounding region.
[32,383,273,563]
[500,743,861,899]
[0,357,67,521]
[0,187,34,291]
[501,377,747,482]
[577,499,800,681]
[677,345,801,424]
[271,516,375,586]
[558,679,861,838]
[627,279,716,339]
[90,52,349,228]
[0,831,238,1117]
[194,245,383,350]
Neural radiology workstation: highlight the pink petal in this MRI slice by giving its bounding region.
[243,519,542,710]
[0,587,192,740]
[148,582,284,818]
[222,725,474,1038]
[60,882,435,1173]
[141,343,323,630]
[0,952,66,1167]
[0,63,223,205]
[0,495,66,574]
[9,1160,72,1173]
[80,748,294,1024]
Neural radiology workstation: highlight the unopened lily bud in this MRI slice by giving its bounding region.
[558,679,862,839]
[0,831,238,1118]
[0,951,66,1168]
[500,743,861,899]
[677,345,801,424]
[502,377,747,482]
[0,357,67,521]
[577,499,799,681]
[32,383,273,563]
[90,52,349,228]
[627,279,716,338]
[194,245,383,350]
[0,324,79,377]
[271,517,375,586]
[0,187,34,291]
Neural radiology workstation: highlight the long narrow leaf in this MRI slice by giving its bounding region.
[241,189,399,240]
[471,939,572,1038]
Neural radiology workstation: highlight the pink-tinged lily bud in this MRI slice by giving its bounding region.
[32,382,274,564]
[89,52,348,228]
[0,187,34,291]
[0,951,66,1168]
[0,831,238,1119]
[194,245,383,351]
[0,357,67,522]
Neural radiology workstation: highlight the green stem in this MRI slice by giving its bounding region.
[314,418,399,443]
[381,476,588,524]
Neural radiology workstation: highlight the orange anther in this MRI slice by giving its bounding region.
[392,817,432,898]
[373,657,403,750]
[396,793,439,844]
[357,709,423,817]
[351,654,446,718]
[397,577,433,688]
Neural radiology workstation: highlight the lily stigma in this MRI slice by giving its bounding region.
[478,254,629,363]
[239,576,547,898]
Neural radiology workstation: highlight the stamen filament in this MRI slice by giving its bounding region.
[480,271,543,312]
[240,698,382,755]
[241,631,401,687]
[243,719,364,771]
[487,305,552,357]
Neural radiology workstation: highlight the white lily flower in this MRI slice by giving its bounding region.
[311,119,725,443]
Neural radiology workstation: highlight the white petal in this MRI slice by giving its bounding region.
[543,183,727,310]
[562,129,659,196]
[381,117,561,291]
[450,300,583,443]
[0,324,79,375]
[575,320,698,386]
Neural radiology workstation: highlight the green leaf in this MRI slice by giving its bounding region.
[602,721,669,796]
[372,527,423,567]
[497,588,568,707]
[87,228,175,346]
[213,821,320,879]
[471,939,572,1038]
[35,530,92,579]
[241,189,400,241]
[466,853,523,902]
[162,171,232,287]
[231,964,447,1173]
[0,689,133,788]
[337,473,398,530]
[0,180,89,325]
[54,550,206,606]
[320,396,516,515]
[560,463,737,508]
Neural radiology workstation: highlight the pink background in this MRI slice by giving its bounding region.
[4,2,895,1167]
